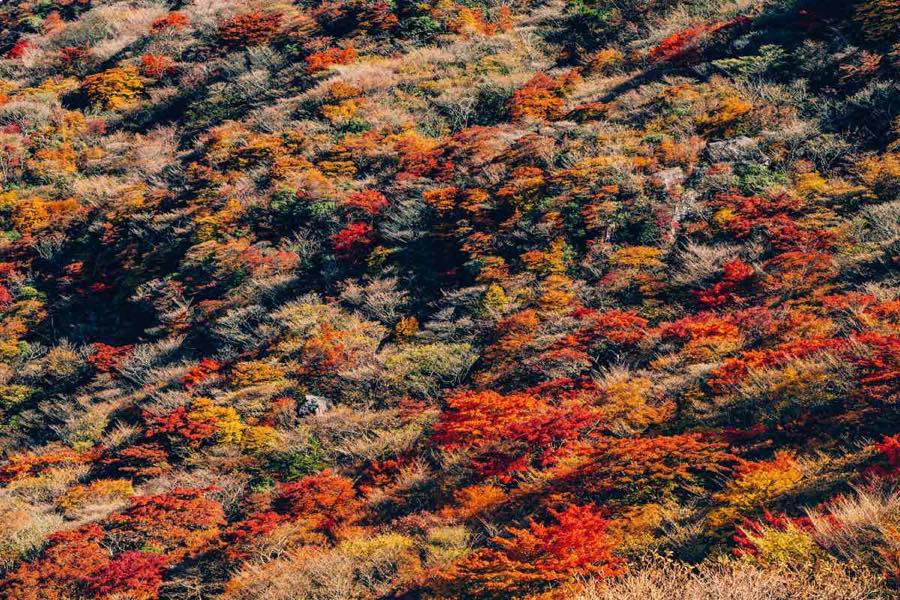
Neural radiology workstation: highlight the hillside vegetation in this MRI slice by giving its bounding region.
[0,0,898,598]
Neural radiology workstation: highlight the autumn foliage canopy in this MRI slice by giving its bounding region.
[0,0,898,598]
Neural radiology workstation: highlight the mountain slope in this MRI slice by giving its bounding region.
[0,0,898,598]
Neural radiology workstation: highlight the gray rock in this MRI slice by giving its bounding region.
[653,167,686,191]
[705,136,766,163]
[303,394,332,415]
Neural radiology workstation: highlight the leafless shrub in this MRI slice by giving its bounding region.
[7,464,89,504]
[861,199,900,243]
[0,492,63,571]
[335,422,428,464]
[671,242,741,287]
[223,532,419,600]
[90,4,167,61]
[144,466,250,515]
[47,395,116,448]
[101,422,141,451]
[729,354,851,420]
[141,389,193,416]
[98,127,178,181]
[32,233,68,262]
[340,278,407,325]
[119,336,186,387]
[807,484,900,573]
[213,304,274,351]
[218,379,294,420]
[240,273,298,305]
[0,100,55,134]
[184,0,252,36]
[377,342,478,399]
[309,406,437,464]
[576,555,890,600]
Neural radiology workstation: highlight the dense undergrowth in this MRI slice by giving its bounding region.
[0,0,898,598]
